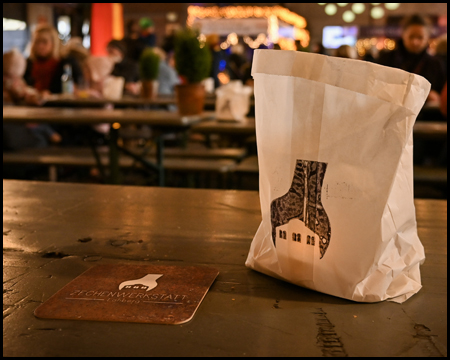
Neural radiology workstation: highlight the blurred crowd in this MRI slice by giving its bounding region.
[314,14,447,109]
[3,13,447,151]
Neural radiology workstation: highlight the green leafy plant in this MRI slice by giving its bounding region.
[139,48,160,80]
[174,27,212,84]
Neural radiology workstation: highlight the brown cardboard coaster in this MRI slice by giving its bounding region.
[34,264,219,325]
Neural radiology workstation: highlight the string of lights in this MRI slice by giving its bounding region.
[187,5,310,50]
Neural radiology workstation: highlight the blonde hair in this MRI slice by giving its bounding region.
[3,48,26,77]
[151,47,166,61]
[30,24,61,60]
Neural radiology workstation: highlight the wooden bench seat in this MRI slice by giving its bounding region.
[2,145,247,160]
[413,166,447,184]
[233,156,447,182]
[146,146,247,160]
[3,147,237,183]
[234,155,259,173]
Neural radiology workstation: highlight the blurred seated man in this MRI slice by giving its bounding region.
[81,55,115,98]
[106,39,141,96]
[377,14,446,103]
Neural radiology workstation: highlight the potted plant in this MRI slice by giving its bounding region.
[139,47,160,99]
[174,27,212,115]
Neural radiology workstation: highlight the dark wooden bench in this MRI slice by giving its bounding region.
[234,155,259,173]
[3,147,238,186]
[231,155,447,192]
[14,145,247,160]
[232,155,259,190]
[413,166,447,184]
[145,146,247,160]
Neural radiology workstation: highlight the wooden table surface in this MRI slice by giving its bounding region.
[3,106,217,185]
[3,105,215,127]
[191,117,446,138]
[191,117,256,135]
[413,121,448,139]
[3,180,447,357]
[41,93,254,108]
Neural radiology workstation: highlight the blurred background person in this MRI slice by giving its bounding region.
[152,46,180,96]
[434,34,447,74]
[3,48,61,158]
[81,55,115,98]
[23,23,82,96]
[123,19,146,63]
[440,82,447,118]
[3,48,42,106]
[377,14,446,104]
[139,17,157,48]
[226,44,248,83]
[334,44,358,59]
[60,37,90,76]
[312,42,328,55]
[106,39,141,96]
[206,33,227,89]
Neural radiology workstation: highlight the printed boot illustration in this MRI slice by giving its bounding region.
[119,274,163,291]
[270,160,331,259]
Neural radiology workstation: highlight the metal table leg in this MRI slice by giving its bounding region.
[155,135,165,187]
[116,133,166,187]
[109,127,120,184]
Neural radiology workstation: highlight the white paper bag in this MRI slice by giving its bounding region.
[215,80,253,122]
[102,75,125,100]
[245,50,431,303]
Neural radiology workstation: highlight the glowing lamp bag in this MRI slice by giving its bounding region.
[245,50,430,303]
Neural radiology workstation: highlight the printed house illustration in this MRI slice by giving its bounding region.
[275,218,320,281]
[271,160,331,259]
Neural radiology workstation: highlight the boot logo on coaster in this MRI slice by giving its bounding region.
[119,274,163,291]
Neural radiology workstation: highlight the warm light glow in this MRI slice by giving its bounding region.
[112,122,121,129]
[324,4,338,16]
[352,3,365,14]
[243,34,268,49]
[187,5,307,29]
[342,10,355,23]
[268,15,279,43]
[227,32,239,46]
[198,33,206,44]
[357,37,396,52]
[277,37,296,51]
[387,39,396,50]
[187,5,309,47]
[217,71,230,85]
[337,3,348,7]
[371,6,385,19]
[3,18,26,31]
[384,3,400,10]
[166,12,178,22]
